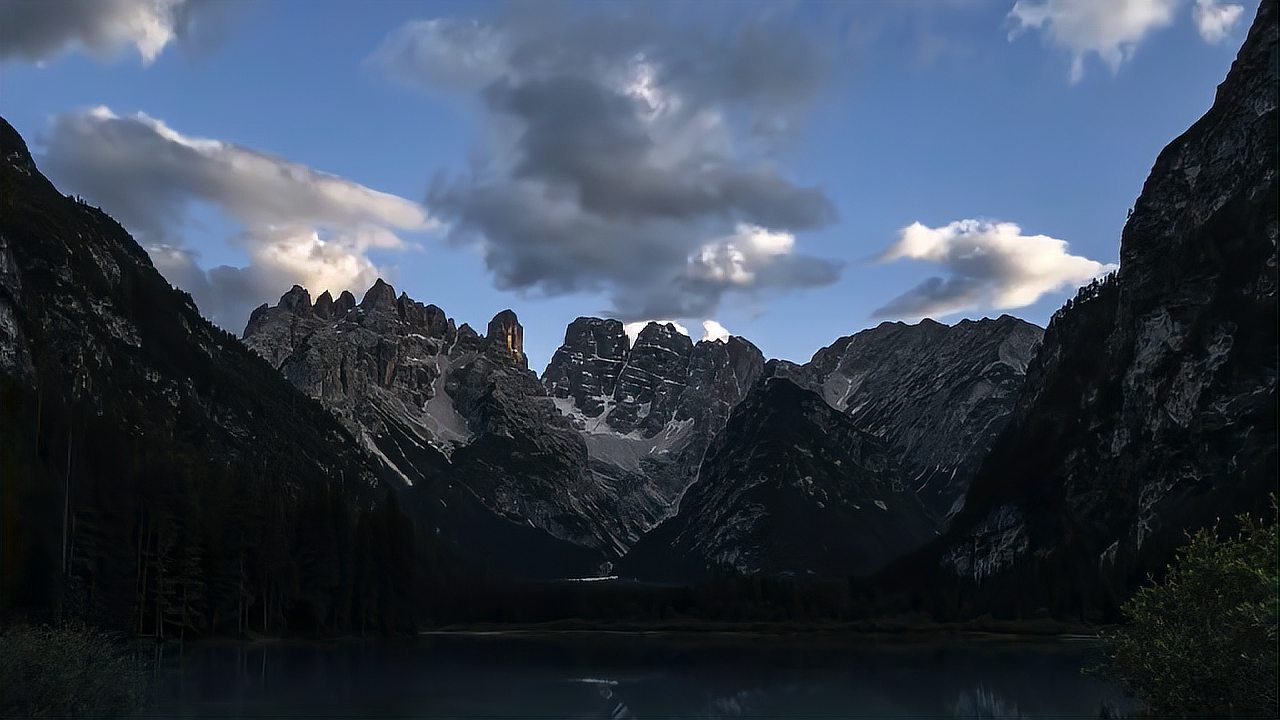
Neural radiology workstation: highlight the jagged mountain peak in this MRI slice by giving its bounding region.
[1,118,38,177]
[486,308,526,367]
[312,289,336,318]
[635,320,694,348]
[360,277,398,310]
[279,284,312,313]
[335,289,357,313]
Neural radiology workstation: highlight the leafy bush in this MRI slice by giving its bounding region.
[0,623,148,717]
[1097,505,1278,717]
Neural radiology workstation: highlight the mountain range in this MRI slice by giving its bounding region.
[241,275,1044,580]
[1,1,1274,630]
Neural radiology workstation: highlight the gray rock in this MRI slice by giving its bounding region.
[925,3,1278,620]
[804,315,1043,518]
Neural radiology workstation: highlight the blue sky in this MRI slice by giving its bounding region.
[0,0,1257,369]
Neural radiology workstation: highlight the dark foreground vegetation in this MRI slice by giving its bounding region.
[1093,505,1278,718]
[0,623,148,717]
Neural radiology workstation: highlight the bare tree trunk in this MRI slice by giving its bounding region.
[137,517,151,636]
[62,427,72,577]
[238,553,244,637]
[33,386,41,456]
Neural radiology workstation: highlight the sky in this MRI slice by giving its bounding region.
[0,0,1259,370]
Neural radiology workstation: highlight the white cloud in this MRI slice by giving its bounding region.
[874,219,1116,319]
[701,319,731,343]
[1193,0,1245,43]
[623,320,690,346]
[1008,0,1179,82]
[687,224,797,286]
[149,227,385,328]
[0,0,216,64]
[621,318,731,345]
[43,106,434,330]
[46,107,432,237]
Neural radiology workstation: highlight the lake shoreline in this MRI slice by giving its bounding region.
[419,618,1104,640]
[119,618,1106,647]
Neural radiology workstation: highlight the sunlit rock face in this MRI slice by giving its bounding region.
[485,309,526,368]
[915,2,1278,620]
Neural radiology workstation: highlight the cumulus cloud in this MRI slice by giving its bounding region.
[620,318,733,345]
[623,320,690,346]
[1008,0,1179,82]
[873,219,1116,319]
[0,0,224,64]
[1193,0,1245,43]
[701,320,732,343]
[43,106,433,330]
[373,5,841,322]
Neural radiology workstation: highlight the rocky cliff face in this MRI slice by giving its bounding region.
[908,2,1278,620]
[624,375,934,580]
[243,282,636,573]
[542,318,767,536]
[804,316,1043,518]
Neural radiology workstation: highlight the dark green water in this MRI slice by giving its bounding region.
[146,633,1134,718]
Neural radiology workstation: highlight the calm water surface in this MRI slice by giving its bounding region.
[146,632,1134,718]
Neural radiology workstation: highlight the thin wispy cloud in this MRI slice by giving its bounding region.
[872,219,1115,320]
[42,106,434,329]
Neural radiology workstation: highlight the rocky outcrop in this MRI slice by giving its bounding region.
[542,317,630,418]
[542,319,767,540]
[624,377,934,580]
[804,316,1043,518]
[485,309,526,368]
[903,2,1278,620]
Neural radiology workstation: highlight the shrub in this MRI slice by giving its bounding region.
[0,623,148,717]
[1097,505,1278,717]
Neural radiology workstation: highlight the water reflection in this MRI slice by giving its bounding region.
[147,633,1134,718]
